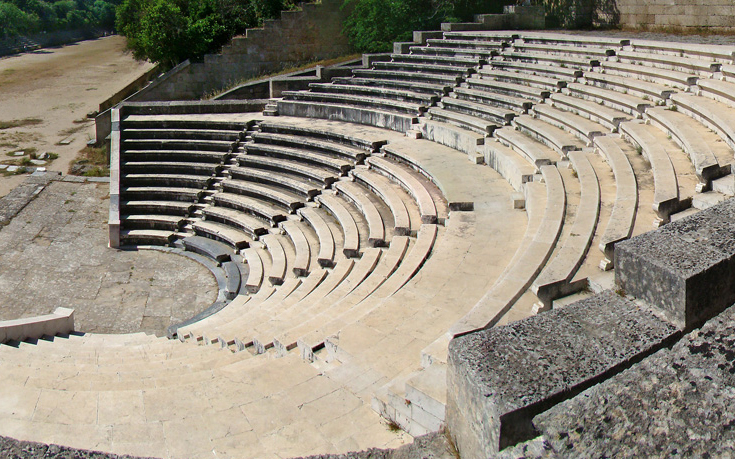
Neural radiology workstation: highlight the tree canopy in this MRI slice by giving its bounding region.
[342,0,515,52]
[115,0,296,69]
[0,0,120,37]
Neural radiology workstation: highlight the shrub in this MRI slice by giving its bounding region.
[342,0,513,53]
[116,0,296,69]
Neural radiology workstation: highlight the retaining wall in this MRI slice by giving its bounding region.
[543,0,735,30]
[128,0,351,102]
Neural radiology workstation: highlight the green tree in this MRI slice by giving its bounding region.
[115,0,294,68]
[342,0,513,52]
[0,1,40,36]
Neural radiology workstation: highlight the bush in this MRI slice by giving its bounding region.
[0,0,121,37]
[116,0,297,69]
[342,0,513,53]
[0,2,40,36]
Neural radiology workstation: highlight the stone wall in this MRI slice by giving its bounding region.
[539,0,735,30]
[129,0,351,102]
[611,0,735,30]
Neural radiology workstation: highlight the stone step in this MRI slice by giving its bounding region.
[512,41,616,59]
[619,121,684,223]
[532,152,600,309]
[583,70,675,102]
[712,174,735,196]
[599,60,698,90]
[617,49,721,75]
[512,115,584,157]
[450,166,564,335]
[334,180,386,247]
[564,82,650,117]
[549,93,630,132]
[531,103,605,145]
[477,67,566,91]
[593,136,637,270]
[331,76,450,96]
[500,50,600,70]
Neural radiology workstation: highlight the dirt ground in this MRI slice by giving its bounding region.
[0,36,155,197]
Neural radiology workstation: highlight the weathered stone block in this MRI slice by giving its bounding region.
[534,303,735,456]
[616,198,735,329]
[446,291,678,458]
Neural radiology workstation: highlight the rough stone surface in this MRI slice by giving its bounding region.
[534,303,735,457]
[447,290,679,457]
[616,198,735,328]
[0,172,59,226]
[0,179,218,335]
[492,436,556,459]
[299,432,455,459]
[0,435,157,459]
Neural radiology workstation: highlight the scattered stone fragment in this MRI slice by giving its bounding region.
[30,160,45,166]
[12,151,25,156]
[7,166,19,172]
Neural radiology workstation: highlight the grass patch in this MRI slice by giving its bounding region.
[0,118,42,130]
[82,166,109,177]
[385,420,402,432]
[69,145,110,176]
[58,123,89,138]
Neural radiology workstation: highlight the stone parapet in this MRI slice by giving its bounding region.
[446,291,679,458]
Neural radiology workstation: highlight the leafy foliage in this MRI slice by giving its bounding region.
[0,0,122,37]
[342,0,513,52]
[115,0,296,69]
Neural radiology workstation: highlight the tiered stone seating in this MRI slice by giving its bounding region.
[670,93,735,152]
[531,151,600,308]
[297,206,337,267]
[646,107,730,185]
[279,45,483,133]
[512,114,584,156]
[493,126,560,168]
[619,121,691,222]
[118,116,250,246]
[563,82,650,117]
[548,92,630,131]
[593,136,637,269]
[12,31,735,459]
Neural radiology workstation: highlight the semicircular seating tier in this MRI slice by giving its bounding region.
[3,30,735,459]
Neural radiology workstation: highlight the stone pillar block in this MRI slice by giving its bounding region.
[616,198,735,329]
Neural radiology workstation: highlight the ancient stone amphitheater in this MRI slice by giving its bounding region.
[4,27,735,458]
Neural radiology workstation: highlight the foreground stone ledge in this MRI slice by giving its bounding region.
[616,197,735,329]
[447,290,679,458]
[0,307,75,343]
[0,435,156,459]
[534,303,735,457]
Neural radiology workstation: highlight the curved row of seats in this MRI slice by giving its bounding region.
[281,30,735,276]
[6,31,735,459]
[114,113,451,359]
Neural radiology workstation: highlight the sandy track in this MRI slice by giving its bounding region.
[0,36,156,197]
